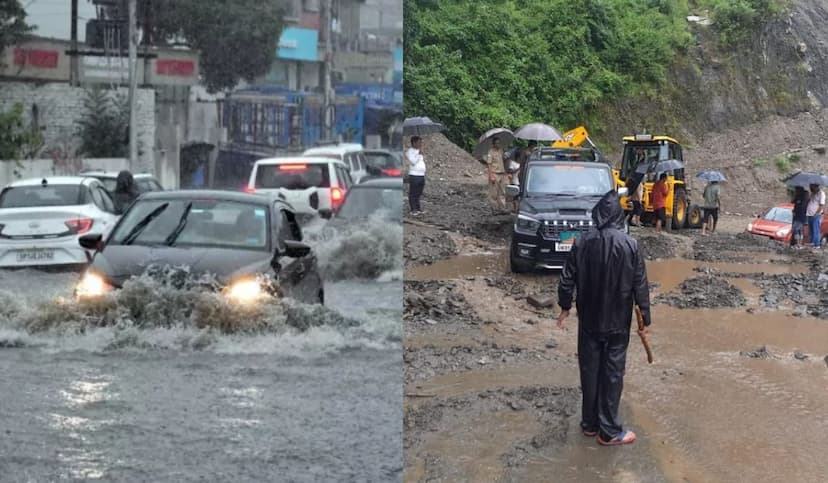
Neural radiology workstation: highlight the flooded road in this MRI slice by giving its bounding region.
[404,234,828,483]
[0,266,402,480]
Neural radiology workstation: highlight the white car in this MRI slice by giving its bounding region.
[80,170,164,194]
[0,177,120,268]
[303,143,369,183]
[246,157,354,220]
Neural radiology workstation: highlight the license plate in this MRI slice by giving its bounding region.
[555,243,573,252]
[560,231,579,242]
[17,249,55,262]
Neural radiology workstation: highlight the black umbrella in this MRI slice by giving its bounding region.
[403,117,445,136]
[782,171,828,188]
[635,158,685,175]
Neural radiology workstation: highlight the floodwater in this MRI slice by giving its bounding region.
[405,251,828,483]
[0,235,403,481]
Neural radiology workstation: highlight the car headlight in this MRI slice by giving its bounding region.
[225,279,268,302]
[516,214,541,233]
[776,227,790,237]
[747,222,753,231]
[76,272,112,298]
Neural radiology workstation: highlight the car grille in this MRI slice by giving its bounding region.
[541,222,593,239]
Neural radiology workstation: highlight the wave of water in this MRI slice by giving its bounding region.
[309,216,403,281]
[0,271,401,355]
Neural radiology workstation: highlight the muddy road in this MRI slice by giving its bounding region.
[403,159,828,482]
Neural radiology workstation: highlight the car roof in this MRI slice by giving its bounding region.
[773,203,794,209]
[81,171,155,178]
[253,156,347,167]
[354,178,403,189]
[527,160,610,168]
[6,176,101,187]
[303,144,364,156]
[139,189,271,205]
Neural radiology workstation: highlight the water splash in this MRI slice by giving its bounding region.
[309,216,403,281]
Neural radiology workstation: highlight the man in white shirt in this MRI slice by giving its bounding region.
[406,136,426,215]
[806,183,825,248]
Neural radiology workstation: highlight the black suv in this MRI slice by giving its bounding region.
[506,150,626,272]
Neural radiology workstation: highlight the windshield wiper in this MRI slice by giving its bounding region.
[122,203,170,245]
[164,202,193,246]
[540,193,577,197]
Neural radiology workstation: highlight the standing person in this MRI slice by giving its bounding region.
[651,173,669,233]
[791,186,809,249]
[701,180,721,236]
[557,190,652,446]
[406,136,426,216]
[517,140,538,192]
[627,177,643,227]
[486,137,506,211]
[806,183,825,249]
[113,170,139,215]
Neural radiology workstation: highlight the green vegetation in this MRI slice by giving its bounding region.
[405,0,788,150]
[0,0,32,54]
[774,152,801,172]
[696,0,787,44]
[0,103,42,160]
[76,88,130,158]
[752,158,768,167]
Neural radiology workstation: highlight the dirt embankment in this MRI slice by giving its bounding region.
[403,132,828,482]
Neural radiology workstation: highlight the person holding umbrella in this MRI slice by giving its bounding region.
[701,181,721,235]
[406,136,427,215]
[652,173,669,233]
[807,183,825,249]
[791,186,809,249]
[486,137,506,211]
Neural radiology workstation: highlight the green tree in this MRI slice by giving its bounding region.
[141,0,286,92]
[0,103,42,160]
[76,88,130,158]
[0,0,32,55]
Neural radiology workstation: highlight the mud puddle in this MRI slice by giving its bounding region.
[406,250,508,280]
[647,258,807,293]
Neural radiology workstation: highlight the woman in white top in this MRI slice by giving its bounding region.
[406,136,426,215]
[806,183,825,248]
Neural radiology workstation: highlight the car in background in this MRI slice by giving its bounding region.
[747,202,828,245]
[80,170,164,194]
[246,157,353,220]
[75,190,323,304]
[325,177,402,231]
[0,176,120,268]
[362,149,403,178]
[303,143,369,183]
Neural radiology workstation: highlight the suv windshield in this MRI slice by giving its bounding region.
[525,164,613,196]
[255,164,330,189]
[110,199,270,250]
[336,187,403,220]
[0,185,83,208]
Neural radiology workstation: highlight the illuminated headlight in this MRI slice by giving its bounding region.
[76,272,112,298]
[776,227,790,237]
[225,279,268,302]
[747,222,753,231]
[516,214,541,232]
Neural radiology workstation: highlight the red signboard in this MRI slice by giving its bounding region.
[300,13,320,30]
[13,48,59,68]
[156,59,195,76]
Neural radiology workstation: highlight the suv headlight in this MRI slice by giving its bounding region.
[225,278,269,303]
[516,214,541,233]
[76,271,112,298]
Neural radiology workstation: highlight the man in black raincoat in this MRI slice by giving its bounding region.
[557,190,652,446]
[113,170,139,215]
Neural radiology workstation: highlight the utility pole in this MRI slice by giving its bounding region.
[323,0,334,141]
[70,0,78,86]
[127,0,138,169]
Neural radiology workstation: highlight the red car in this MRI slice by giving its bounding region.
[747,203,828,245]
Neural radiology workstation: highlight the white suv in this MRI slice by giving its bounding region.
[0,176,120,267]
[303,143,369,183]
[246,157,354,219]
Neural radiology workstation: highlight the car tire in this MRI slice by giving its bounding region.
[671,187,688,230]
[687,204,704,228]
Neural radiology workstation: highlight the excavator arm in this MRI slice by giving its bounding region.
[552,126,607,162]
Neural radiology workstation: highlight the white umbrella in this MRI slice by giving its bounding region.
[514,123,563,142]
[473,127,515,160]
[403,117,445,136]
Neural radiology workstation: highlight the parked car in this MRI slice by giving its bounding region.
[80,170,164,194]
[506,158,627,272]
[303,143,369,183]
[747,202,828,245]
[0,176,120,268]
[323,178,402,238]
[245,157,353,220]
[75,190,323,304]
[362,149,403,178]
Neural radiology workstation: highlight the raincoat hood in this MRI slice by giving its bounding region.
[592,190,625,230]
[115,170,135,192]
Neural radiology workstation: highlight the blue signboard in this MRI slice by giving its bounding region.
[277,27,319,62]
[393,47,403,72]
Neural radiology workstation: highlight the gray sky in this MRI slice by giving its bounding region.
[23,0,97,40]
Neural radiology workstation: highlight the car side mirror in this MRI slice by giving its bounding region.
[284,240,312,258]
[79,233,103,251]
[505,184,520,198]
[617,187,629,197]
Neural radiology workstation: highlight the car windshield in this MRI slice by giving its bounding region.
[0,185,82,208]
[336,187,403,220]
[364,152,401,169]
[255,164,330,189]
[763,207,793,223]
[110,199,270,250]
[525,164,613,196]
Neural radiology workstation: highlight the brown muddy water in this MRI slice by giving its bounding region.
[405,250,828,483]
